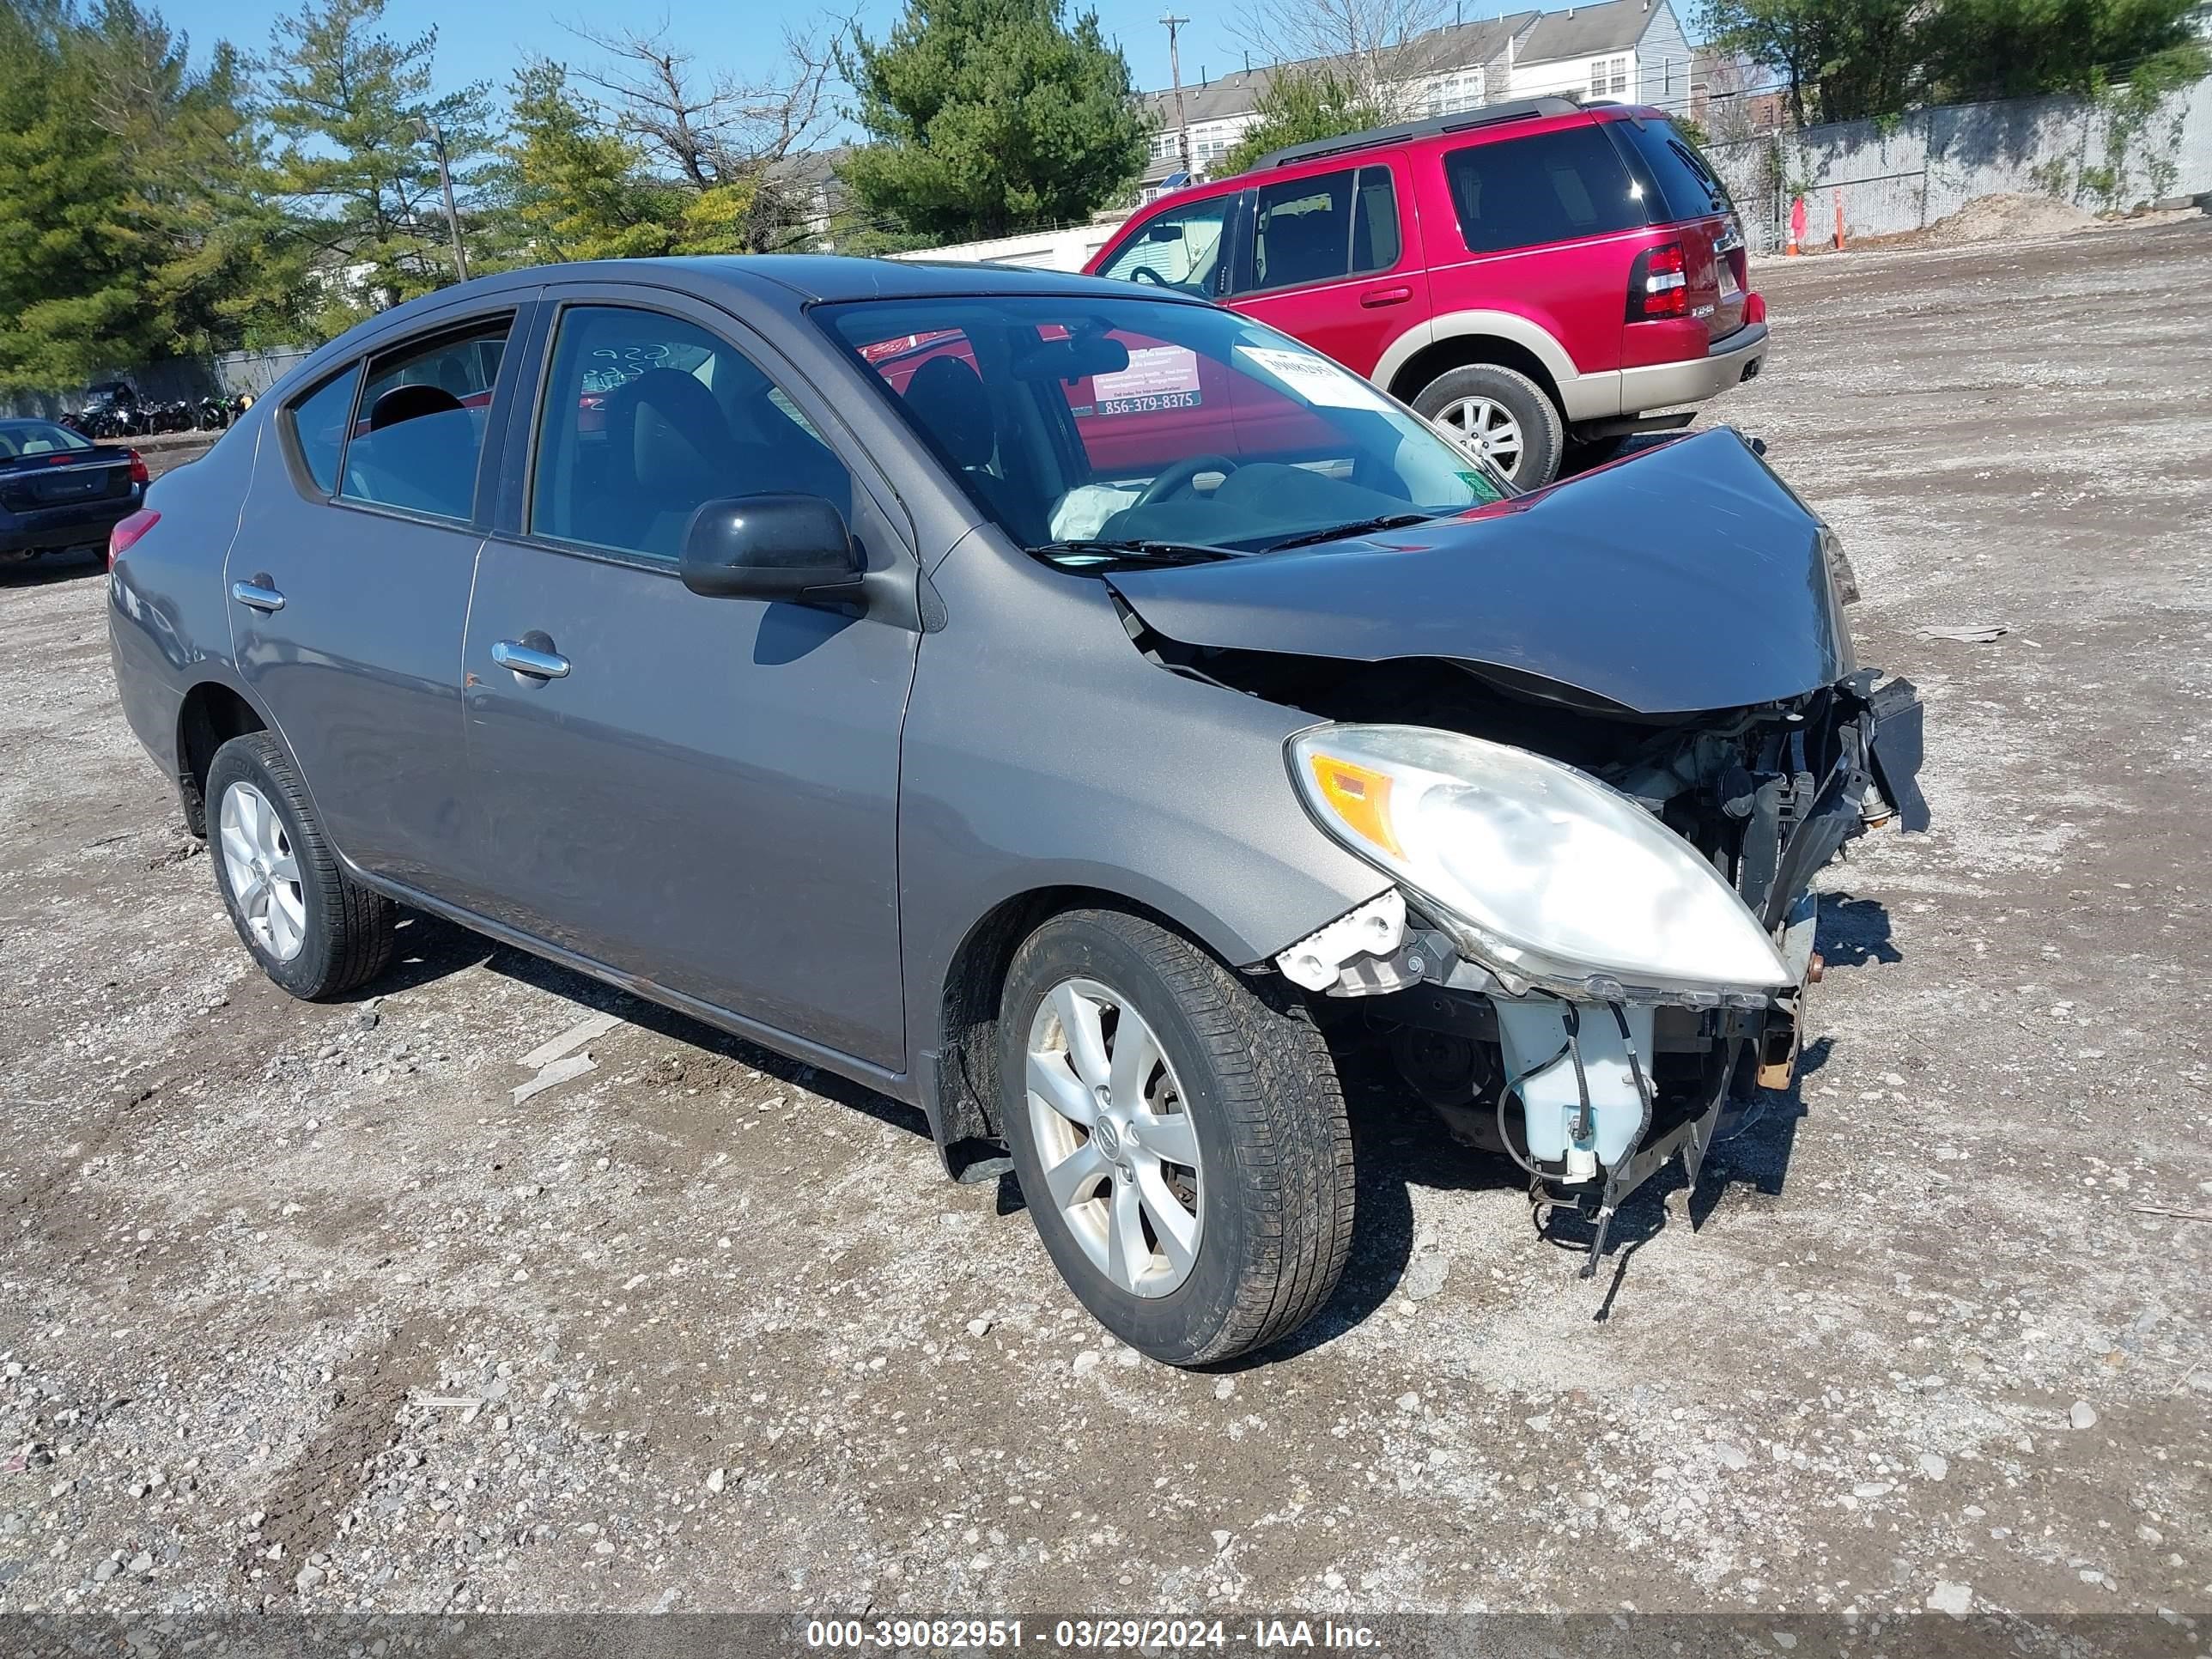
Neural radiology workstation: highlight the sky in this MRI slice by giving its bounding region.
[153,0,1485,125]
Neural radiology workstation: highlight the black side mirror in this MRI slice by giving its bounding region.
[679,494,865,606]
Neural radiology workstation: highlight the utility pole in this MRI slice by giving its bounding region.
[420,118,471,284]
[1160,12,1192,178]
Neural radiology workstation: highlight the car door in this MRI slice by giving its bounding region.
[228,302,529,889]
[459,288,919,1068]
[1225,159,1426,381]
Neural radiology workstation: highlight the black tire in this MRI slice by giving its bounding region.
[1412,362,1565,488]
[204,731,395,1000]
[998,908,1354,1366]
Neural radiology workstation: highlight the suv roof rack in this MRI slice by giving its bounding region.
[1248,97,1585,172]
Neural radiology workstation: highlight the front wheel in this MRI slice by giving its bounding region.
[1413,363,1565,488]
[998,909,1354,1366]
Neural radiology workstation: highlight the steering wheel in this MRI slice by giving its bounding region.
[1134,453,1238,508]
[1127,264,1170,286]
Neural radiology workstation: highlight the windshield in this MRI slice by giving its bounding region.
[818,295,1504,558]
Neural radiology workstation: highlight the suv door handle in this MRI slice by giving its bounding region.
[492,637,570,680]
[1359,285,1413,308]
[230,577,285,612]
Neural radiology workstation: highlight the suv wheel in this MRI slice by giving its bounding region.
[207,732,396,999]
[1414,364,1565,488]
[997,909,1355,1367]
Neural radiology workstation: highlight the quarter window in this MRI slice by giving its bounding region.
[287,367,360,496]
[530,305,851,563]
[1443,127,1644,254]
[339,321,509,520]
[1246,165,1400,293]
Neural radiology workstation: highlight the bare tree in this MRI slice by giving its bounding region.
[562,14,843,249]
[1697,50,1765,143]
[1230,0,1459,118]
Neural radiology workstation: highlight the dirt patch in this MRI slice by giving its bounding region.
[1918,191,2099,246]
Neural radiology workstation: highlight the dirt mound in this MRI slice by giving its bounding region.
[1919,191,2096,245]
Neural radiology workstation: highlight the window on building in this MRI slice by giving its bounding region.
[1590,55,1629,97]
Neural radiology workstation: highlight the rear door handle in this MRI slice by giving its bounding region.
[1359,285,1414,308]
[492,638,570,680]
[230,577,284,613]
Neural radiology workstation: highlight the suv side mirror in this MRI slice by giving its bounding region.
[680,494,865,606]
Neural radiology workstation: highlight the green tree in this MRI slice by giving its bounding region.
[1915,0,2207,105]
[1217,68,1391,177]
[495,58,685,263]
[260,0,491,321]
[0,0,283,393]
[840,0,1149,242]
[1699,0,1918,124]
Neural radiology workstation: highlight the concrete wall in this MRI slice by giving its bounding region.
[1709,76,2212,248]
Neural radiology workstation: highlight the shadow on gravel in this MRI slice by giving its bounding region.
[0,549,106,587]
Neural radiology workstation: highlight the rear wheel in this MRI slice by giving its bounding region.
[1413,363,1565,488]
[998,909,1354,1366]
[206,732,395,1000]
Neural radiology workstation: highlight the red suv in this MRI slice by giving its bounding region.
[1084,97,1768,487]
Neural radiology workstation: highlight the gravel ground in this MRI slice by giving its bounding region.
[2,223,2208,1632]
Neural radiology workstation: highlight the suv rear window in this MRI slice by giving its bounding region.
[1609,117,1733,222]
[1442,125,1644,254]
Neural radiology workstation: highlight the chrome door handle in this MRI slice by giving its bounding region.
[230,578,285,613]
[492,638,570,680]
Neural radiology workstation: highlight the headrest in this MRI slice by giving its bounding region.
[605,369,737,495]
[368,383,465,431]
[902,356,994,469]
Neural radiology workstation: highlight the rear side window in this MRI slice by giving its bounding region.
[340,320,510,520]
[1098,196,1231,295]
[1443,126,1644,254]
[287,368,359,495]
[1246,166,1401,292]
[1609,117,1734,222]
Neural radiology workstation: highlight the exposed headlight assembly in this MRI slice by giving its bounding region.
[1288,724,1790,1000]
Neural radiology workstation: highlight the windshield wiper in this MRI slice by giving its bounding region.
[1262,512,1438,552]
[1031,538,1240,566]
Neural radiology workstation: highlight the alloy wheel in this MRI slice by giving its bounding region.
[1024,978,1204,1297]
[218,781,307,962]
[1436,394,1526,478]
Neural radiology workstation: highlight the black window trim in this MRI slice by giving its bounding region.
[501,288,916,594]
[276,360,366,505]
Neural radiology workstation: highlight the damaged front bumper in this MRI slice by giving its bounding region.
[1273,671,1928,1271]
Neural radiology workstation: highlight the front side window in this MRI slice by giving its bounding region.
[1096,197,1231,296]
[339,320,510,520]
[821,295,1503,559]
[1443,126,1645,254]
[530,304,851,563]
[286,367,360,496]
[1246,166,1400,293]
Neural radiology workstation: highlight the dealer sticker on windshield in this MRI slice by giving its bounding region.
[1235,344,1400,413]
[1091,345,1203,416]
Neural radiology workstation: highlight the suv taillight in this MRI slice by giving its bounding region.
[1628,241,1688,321]
[109,508,159,568]
[127,448,149,485]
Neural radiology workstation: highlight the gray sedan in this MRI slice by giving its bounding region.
[107,257,1922,1365]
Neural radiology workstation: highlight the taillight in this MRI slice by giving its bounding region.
[1628,241,1688,321]
[127,448,149,485]
[109,508,159,568]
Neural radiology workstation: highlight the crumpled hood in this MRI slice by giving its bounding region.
[1106,427,1851,717]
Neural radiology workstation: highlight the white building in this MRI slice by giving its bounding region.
[1504,0,1697,114]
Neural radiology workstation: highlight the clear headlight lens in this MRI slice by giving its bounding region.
[1289,724,1790,997]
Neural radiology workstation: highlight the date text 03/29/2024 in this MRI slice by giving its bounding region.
[804,1618,1381,1650]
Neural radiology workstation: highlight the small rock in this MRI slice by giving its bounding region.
[2069,1401,2098,1431]
[92,1559,118,1583]
[1072,1351,1102,1376]
[705,1468,727,1494]
[1918,1453,1949,1481]
[1211,1529,1232,1553]
[128,1552,153,1575]
[1713,1442,1750,1472]
[1403,1255,1449,1303]
[356,1010,380,1030]
[965,1318,992,1338]
[1212,1379,1234,1401]
[1396,1391,1422,1413]
[295,1564,324,1590]
[1927,1581,1972,1619]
